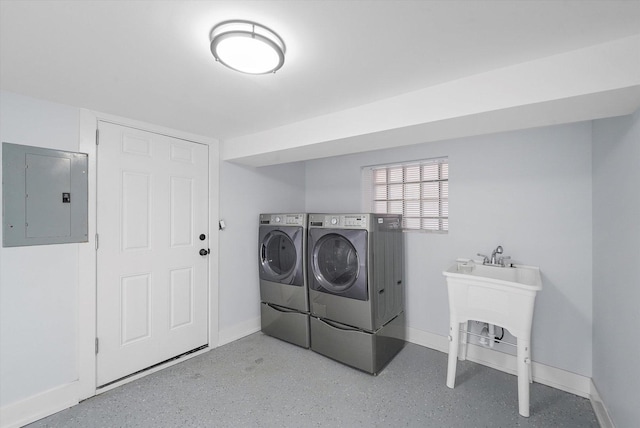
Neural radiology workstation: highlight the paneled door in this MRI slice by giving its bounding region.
[96,121,209,387]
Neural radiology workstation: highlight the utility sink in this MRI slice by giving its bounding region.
[443,260,542,417]
[444,261,542,290]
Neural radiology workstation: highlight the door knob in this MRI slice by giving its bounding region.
[199,248,210,256]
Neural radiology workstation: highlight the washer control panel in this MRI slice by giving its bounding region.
[260,213,305,226]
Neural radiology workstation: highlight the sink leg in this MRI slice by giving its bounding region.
[528,345,533,384]
[459,321,469,361]
[517,339,530,417]
[446,322,459,389]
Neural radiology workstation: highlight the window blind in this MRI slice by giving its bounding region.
[363,157,448,232]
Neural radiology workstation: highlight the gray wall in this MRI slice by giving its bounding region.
[592,109,640,427]
[306,123,594,376]
[218,160,305,335]
[0,91,80,405]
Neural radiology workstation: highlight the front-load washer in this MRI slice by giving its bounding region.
[307,213,405,373]
[259,213,309,348]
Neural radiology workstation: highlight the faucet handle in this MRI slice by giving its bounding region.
[477,253,490,265]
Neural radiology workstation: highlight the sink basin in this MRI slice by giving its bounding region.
[444,262,542,291]
[443,261,542,417]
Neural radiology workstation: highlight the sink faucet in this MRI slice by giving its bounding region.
[477,245,511,267]
[491,245,503,265]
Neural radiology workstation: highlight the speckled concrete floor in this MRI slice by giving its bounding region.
[28,333,598,427]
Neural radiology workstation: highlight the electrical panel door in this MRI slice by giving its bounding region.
[3,142,88,247]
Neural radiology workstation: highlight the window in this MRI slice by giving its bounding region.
[363,157,448,232]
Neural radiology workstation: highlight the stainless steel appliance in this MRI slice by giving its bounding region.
[259,213,309,348]
[307,213,405,373]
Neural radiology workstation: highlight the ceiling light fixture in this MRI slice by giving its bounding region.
[210,20,286,75]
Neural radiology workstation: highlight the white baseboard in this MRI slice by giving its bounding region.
[406,325,450,353]
[0,381,78,428]
[590,380,615,428]
[218,316,261,346]
[406,326,591,398]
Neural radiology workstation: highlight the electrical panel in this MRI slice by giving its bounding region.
[3,142,88,247]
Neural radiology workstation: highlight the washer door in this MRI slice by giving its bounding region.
[310,229,368,301]
[259,227,303,286]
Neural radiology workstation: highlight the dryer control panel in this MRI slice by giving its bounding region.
[343,215,366,227]
[308,213,402,230]
[309,214,369,229]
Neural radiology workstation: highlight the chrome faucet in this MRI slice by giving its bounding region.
[491,245,503,264]
[477,245,511,267]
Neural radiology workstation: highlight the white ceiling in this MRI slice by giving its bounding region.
[2,1,640,159]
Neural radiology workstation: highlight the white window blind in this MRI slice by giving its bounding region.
[363,157,448,232]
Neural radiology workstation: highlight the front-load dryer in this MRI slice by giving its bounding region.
[308,213,403,331]
[307,213,405,373]
[259,213,309,348]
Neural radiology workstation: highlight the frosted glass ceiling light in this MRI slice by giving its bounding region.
[210,20,285,75]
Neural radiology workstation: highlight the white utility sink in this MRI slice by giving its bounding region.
[443,261,542,417]
[444,262,542,289]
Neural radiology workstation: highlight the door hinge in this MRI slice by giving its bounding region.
[95,338,99,354]
[96,128,99,145]
[95,233,99,250]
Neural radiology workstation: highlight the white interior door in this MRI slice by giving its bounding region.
[96,121,209,386]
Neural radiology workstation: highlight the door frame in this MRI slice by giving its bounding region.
[78,109,220,399]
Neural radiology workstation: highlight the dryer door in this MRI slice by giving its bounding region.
[310,229,368,301]
[259,226,303,286]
